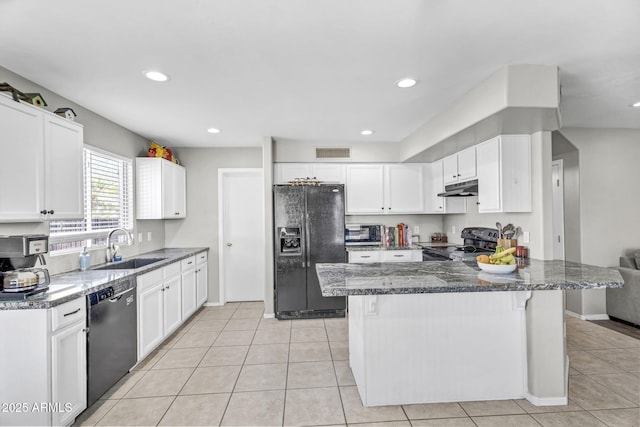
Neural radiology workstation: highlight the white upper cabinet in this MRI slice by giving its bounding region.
[443,146,477,185]
[136,157,187,219]
[0,94,83,222]
[476,135,531,213]
[346,164,424,214]
[424,161,466,214]
[274,163,346,184]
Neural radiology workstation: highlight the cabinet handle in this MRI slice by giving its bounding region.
[188,261,193,265]
[393,254,404,257]
[175,212,180,215]
[457,173,461,177]
[360,256,371,259]
[48,210,54,214]
[63,308,81,317]
[166,285,170,290]
[161,287,165,292]
[381,207,384,210]
[452,175,457,178]
[476,202,480,205]
[40,209,48,215]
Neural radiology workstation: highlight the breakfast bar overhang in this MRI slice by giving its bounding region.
[316,259,624,407]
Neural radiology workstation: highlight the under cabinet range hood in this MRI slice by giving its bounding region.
[437,179,478,197]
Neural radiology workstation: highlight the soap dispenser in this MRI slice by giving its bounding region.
[79,247,90,271]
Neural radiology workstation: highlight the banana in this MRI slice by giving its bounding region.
[489,247,516,260]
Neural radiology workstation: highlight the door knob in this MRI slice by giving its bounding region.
[226,243,232,247]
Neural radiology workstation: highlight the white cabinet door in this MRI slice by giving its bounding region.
[196,252,209,307]
[44,114,84,220]
[476,138,502,212]
[0,94,45,222]
[163,274,182,335]
[457,146,477,181]
[346,165,385,214]
[162,161,178,218]
[137,279,164,360]
[274,163,311,184]
[311,164,346,183]
[173,163,187,217]
[426,161,445,213]
[137,158,187,219]
[181,257,197,319]
[385,164,424,213]
[442,154,459,185]
[51,321,87,426]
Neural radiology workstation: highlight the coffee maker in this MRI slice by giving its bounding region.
[0,235,50,294]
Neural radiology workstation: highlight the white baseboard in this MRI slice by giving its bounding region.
[204,302,223,307]
[263,312,275,319]
[564,310,609,321]
[524,393,568,407]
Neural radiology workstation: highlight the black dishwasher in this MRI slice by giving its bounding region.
[87,278,137,406]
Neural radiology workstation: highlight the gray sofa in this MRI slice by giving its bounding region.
[606,255,640,326]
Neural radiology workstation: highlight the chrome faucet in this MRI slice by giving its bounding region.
[106,228,134,263]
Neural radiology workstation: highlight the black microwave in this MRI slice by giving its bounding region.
[345,224,383,246]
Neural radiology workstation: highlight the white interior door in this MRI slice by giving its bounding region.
[219,169,265,302]
[551,160,565,260]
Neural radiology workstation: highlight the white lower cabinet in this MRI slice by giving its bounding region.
[0,298,87,426]
[196,251,209,306]
[181,256,197,318]
[348,249,421,263]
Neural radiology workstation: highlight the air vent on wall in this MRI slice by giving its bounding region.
[315,147,351,159]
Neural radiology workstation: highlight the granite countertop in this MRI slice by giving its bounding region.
[0,247,208,310]
[316,259,624,296]
[347,246,422,252]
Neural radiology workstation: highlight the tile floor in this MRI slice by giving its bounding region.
[74,302,640,426]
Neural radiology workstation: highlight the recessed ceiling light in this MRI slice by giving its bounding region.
[632,101,640,107]
[144,70,169,82]
[207,128,220,134]
[396,78,417,88]
[361,129,374,136]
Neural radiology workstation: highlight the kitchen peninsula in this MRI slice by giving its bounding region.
[316,260,623,407]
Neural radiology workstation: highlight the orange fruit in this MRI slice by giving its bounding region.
[476,254,490,264]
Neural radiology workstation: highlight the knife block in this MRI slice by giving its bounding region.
[497,239,517,249]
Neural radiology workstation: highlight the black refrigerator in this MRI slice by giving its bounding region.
[274,184,346,319]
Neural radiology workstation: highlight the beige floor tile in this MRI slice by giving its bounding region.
[189,319,227,332]
[587,348,640,372]
[235,363,288,392]
[334,360,356,386]
[348,422,411,427]
[213,330,255,346]
[591,330,640,348]
[569,368,581,376]
[569,374,637,410]
[152,347,208,369]
[290,327,328,343]
[589,407,640,427]
[253,328,291,344]
[223,317,260,331]
[472,414,541,426]
[567,331,618,350]
[588,373,640,404]
[459,400,526,417]
[158,393,230,426]
[287,360,337,389]
[100,370,146,399]
[514,398,584,413]
[245,343,289,364]
[96,396,173,426]
[402,402,467,419]
[232,308,264,319]
[411,418,475,426]
[330,340,349,360]
[199,345,249,366]
[327,326,349,341]
[568,350,625,375]
[324,316,348,328]
[220,390,285,426]
[73,399,118,426]
[158,331,184,350]
[180,365,241,394]
[172,330,219,348]
[284,386,345,426]
[239,300,265,309]
[340,386,407,424]
[290,341,332,362]
[531,410,607,426]
[124,368,193,398]
[291,318,326,328]
[200,310,235,321]
[259,317,292,329]
[132,348,167,371]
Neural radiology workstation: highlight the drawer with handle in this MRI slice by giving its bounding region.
[382,250,421,262]
[348,251,381,264]
[51,297,86,332]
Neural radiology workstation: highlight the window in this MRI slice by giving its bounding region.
[50,146,133,254]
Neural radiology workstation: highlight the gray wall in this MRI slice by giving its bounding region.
[274,139,403,163]
[0,66,166,275]
[164,148,263,305]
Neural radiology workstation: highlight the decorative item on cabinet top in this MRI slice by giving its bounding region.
[147,141,179,164]
[0,82,32,103]
[288,177,321,186]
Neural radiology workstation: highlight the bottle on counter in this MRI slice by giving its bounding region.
[79,247,90,271]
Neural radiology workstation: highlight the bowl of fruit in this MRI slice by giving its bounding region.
[476,247,517,274]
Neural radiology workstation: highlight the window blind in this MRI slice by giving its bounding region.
[50,147,133,253]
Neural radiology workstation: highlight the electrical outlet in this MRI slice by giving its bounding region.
[523,231,530,244]
[138,233,143,242]
[451,225,456,235]
[414,226,420,234]
[147,231,152,241]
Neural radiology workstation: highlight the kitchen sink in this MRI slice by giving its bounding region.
[93,257,166,270]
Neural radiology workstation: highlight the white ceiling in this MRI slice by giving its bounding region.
[1,0,639,148]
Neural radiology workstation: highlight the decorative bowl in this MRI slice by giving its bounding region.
[477,261,517,274]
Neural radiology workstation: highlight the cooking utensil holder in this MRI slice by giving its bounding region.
[497,238,517,249]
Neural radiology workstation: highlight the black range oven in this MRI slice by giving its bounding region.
[421,227,499,261]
